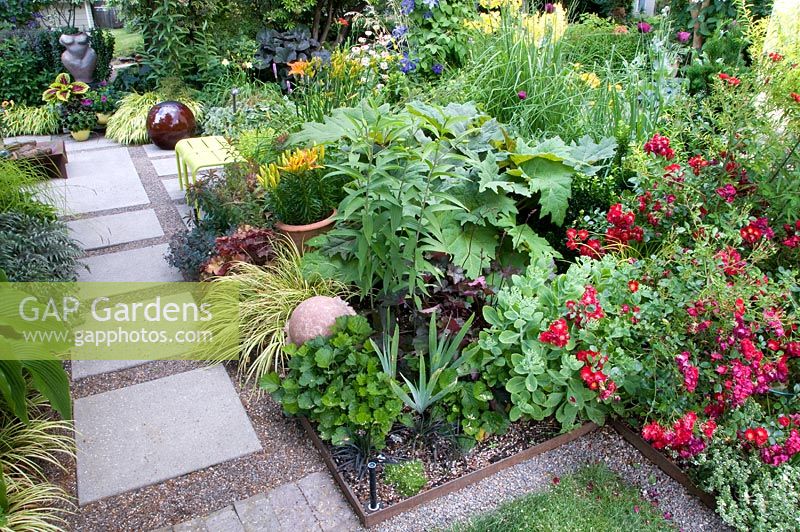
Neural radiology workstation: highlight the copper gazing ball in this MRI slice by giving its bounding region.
[146,101,196,150]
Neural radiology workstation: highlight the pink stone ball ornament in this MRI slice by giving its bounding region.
[285,296,356,346]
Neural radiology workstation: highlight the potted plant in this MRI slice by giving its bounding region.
[87,82,117,125]
[258,145,340,249]
[63,109,97,141]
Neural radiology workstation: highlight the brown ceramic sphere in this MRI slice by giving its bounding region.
[146,101,196,150]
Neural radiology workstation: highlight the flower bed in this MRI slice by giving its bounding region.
[301,417,597,527]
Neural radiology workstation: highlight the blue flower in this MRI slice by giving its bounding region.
[423,10,433,19]
[432,63,443,75]
[401,0,415,15]
[399,54,418,74]
[391,25,408,39]
[422,0,439,9]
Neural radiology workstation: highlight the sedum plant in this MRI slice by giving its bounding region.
[383,460,427,497]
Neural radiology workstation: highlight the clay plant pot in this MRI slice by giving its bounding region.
[70,130,91,141]
[96,113,110,125]
[275,210,337,252]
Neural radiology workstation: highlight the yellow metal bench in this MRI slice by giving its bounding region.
[174,136,244,190]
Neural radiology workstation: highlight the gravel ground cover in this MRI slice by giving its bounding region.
[375,426,729,532]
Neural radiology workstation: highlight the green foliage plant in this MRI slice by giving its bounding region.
[261,315,405,448]
[0,213,82,282]
[199,239,350,382]
[0,104,60,136]
[90,28,116,82]
[382,460,427,497]
[0,159,57,220]
[62,109,96,132]
[389,313,474,415]
[296,100,616,307]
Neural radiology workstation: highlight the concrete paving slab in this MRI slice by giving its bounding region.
[234,494,281,532]
[162,178,185,201]
[175,203,195,229]
[42,147,149,215]
[71,360,150,381]
[267,483,322,532]
[297,472,359,531]
[173,518,206,532]
[4,135,53,144]
[67,209,164,251]
[75,366,262,505]
[144,143,175,158]
[64,135,121,153]
[205,506,245,532]
[78,244,182,282]
[152,157,179,177]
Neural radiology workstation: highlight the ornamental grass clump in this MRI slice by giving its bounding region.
[197,237,350,383]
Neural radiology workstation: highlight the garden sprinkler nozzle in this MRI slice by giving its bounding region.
[367,461,379,511]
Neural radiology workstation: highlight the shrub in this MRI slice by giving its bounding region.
[165,226,217,281]
[90,28,116,82]
[0,29,62,105]
[261,315,405,448]
[185,168,264,236]
[0,212,83,281]
[383,460,427,497]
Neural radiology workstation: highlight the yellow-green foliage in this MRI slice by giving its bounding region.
[1,105,60,136]
[383,460,427,497]
[106,92,203,145]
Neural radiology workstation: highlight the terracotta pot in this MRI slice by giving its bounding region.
[275,210,337,251]
[96,113,110,125]
[146,101,196,150]
[70,130,91,141]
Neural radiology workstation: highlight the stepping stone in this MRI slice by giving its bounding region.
[4,135,53,144]
[79,244,182,282]
[175,203,195,229]
[234,493,281,532]
[74,366,262,505]
[64,135,121,153]
[162,178,185,201]
[67,209,164,251]
[297,472,360,531]
[144,143,175,158]
[42,147,149,215]
[205,506,245,532]
[267,483,322,532]
[152,157,179,177]
[72,360,150,381]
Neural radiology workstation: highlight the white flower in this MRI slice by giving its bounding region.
[379,61,388,70]
[361,57,371,67]
[360,76,367,83]
[221,58,230,66]
[358,37,367,43]
[376,83,385,89]
[365,30,373,36]
[243,61,253,69]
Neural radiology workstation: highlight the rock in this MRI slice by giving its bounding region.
[285,296,355,345]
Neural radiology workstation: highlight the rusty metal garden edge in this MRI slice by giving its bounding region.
[610,419,717,510]
[300,418,598,528]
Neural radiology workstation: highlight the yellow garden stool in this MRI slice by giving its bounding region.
[174,136,244,191]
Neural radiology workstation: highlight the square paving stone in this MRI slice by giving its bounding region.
[75,365,262,505]
[234,493,282,532]
[79,244,182,282]
[152,157,179,177]
[162,178,185,201]
[204,506,245,532]
[64,135,121,153]
[67,209,164,251]
[42,147,149,215]
[266,483,322,532]
[144,143,175,158]
[297,472,360,531]
[72,360,150,381]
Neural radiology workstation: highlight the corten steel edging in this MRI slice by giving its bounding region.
[610,419,716,510]
[301,417,598,528]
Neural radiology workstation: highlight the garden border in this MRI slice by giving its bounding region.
[300,417,599,528]
[610,420,716,510]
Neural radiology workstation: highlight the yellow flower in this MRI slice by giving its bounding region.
[1,100,14,110]
[257,163,281,189]
[277,145,325,173]
[579,71,601,89]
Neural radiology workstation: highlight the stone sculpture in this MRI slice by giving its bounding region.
[59,32,97,84]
